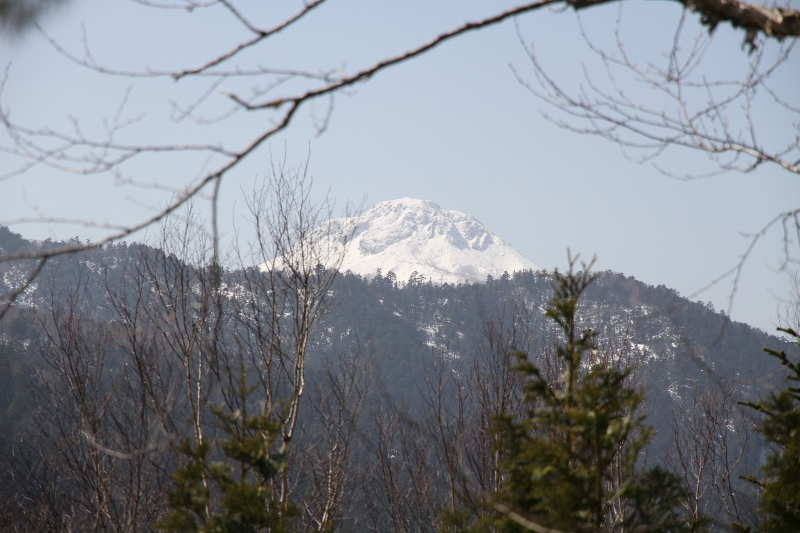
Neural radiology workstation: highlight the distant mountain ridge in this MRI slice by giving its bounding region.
[0,223,793,469]
[325,198,538,284]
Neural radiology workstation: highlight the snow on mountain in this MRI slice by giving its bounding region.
[324,198,538,284]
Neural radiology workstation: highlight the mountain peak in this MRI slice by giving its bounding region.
[332,198,538,284]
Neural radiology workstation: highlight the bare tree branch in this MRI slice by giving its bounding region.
[1,0,797,328]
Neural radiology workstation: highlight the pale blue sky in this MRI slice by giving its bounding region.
[1,0,798,332]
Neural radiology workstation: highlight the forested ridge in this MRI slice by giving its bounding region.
[0,224,797,532]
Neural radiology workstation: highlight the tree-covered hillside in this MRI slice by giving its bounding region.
[0,226,790,448]
[0,226,795,531]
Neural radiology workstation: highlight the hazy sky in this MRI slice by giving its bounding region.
[1,0,798,332]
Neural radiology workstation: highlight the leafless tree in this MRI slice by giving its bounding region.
[2,164,363,530]
[361,297,539,530]
[1,0,798,321]
[363,400,446,533]
[596,336,660,529]
[667,379,759,531]
[228,159,359,509]
[7,258,177,532]
[441,305,535,514]
[292,344,374,531]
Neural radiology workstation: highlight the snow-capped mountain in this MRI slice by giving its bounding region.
[327,198,538,284]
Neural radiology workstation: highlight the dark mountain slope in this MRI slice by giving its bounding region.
[0,228,793,467]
